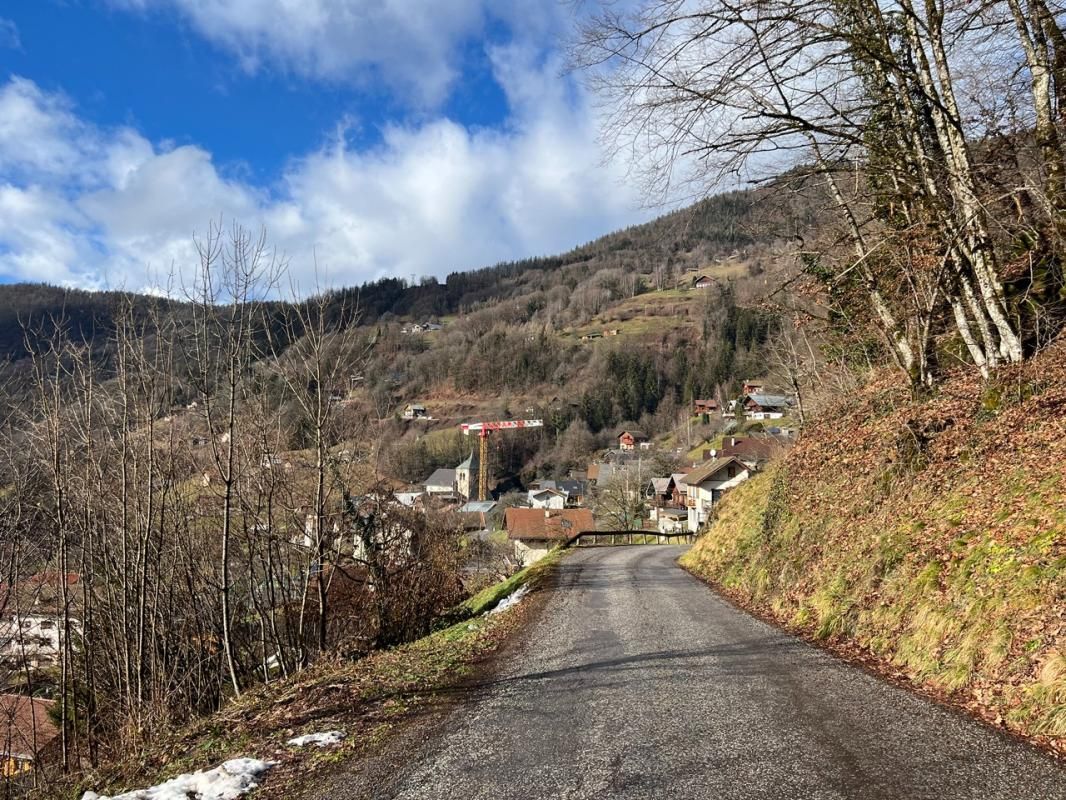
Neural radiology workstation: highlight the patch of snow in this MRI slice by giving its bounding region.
[488,583,530,615]
[82,758,273,800]
[286,730,345,748]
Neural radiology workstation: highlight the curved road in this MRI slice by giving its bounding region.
[342,546,1066,799]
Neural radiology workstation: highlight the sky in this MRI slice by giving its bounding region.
[0,1,655,294]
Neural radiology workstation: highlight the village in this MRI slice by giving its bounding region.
[0,380,796,779]
[395,380,795,567]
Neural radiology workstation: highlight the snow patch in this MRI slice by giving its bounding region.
[488,583,530,615]
[81,758,273,800]
[286,730,345,748]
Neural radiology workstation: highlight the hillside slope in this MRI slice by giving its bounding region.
[680,337,1066,752]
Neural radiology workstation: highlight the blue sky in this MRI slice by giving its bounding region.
[0,1,652,292]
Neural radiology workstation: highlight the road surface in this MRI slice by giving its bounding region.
[335,546,1066,799]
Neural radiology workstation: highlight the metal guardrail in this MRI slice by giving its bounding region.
[572,530,696,546]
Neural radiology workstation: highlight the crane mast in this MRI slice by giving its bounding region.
[460,419,544,501]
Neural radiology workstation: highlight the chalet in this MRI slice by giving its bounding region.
[0,695,60,776]
[693,399,719,416]
[645,476,675,508]
[557,478,588,506]
[743,393,791,420]
[670,472,690,507]
[580,332,603,341]
[742,381,764,394]
[423,468,458,497]
[505,508,595,564]
[683,457,752,532]
[403,403,428,420]
[617,430,648,451]
[693,275,714,289]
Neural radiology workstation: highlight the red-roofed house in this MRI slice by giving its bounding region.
[505,508,596,564]
[0,695,60,776]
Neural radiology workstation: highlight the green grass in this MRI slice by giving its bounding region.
[451,547,562,619]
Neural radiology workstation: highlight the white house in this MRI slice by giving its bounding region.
[423,468,457,497]
[0,573,80,670]
[683,457,752,532]
[529,488,567,509]
[403,403,428,420]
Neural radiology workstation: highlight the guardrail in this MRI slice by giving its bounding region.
[572,530,696,546]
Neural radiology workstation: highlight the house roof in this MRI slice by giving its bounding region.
[394,491,424,507]
[505,508,596,541]
[406,403,426,410]
[671,472,690,488]
[617,429,648,440]
[649,477,673,494]
[683,457,750,487]
[718,437,784,464]
[694,398,718,406]
[557,479,586,496]
[530,488,566,499]
[746,393,791,408]
[424,468,456,488]
[459,500,497,514]
[0,695,59,760]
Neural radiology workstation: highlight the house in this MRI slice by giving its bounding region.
[742,381,764,395]
[455,450,479,500]
[670,472,690,507]
[529,488,566,510]
[580,332,603,341]
[683,457,752,532]
[403,403,428,420]
[0,695,60,776]
[0,573,80,670]
[693,399,719,416]
[457,500,497,531]
[557,478,588,506]
[505,508,595,564]
[617,430,648,451]
[645,476,675,508]
[423,468,457,497]
[693,274,714,289]
[743,393,791,420]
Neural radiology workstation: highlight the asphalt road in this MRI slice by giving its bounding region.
[341,546,1066,799]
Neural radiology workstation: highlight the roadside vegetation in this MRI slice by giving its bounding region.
[681,340,1066,753]
[59,555,560,800]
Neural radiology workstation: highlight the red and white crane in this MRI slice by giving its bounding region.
[460,419,544,501]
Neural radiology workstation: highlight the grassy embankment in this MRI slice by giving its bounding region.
[680,340,1066,753]
[67,551,562,799]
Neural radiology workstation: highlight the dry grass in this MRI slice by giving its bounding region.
[681,338,1066,753]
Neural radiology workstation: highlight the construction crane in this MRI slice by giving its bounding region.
[460,419,544,501]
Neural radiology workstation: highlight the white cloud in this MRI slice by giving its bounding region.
[111,0,502,106]
[0,54,651,294]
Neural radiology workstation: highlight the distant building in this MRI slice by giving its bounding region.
[742,381,764,395]
[423,468,457,497]
[0,695,60,776]
[617,430,648,451]
[693,275,714,289]
[529,488,566,510]
[693,399,719,416]
[0,572,80,670]
[743,394,791,420]
[403,403,428,420]
[455,450,479,500]
[683,457,752,532]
